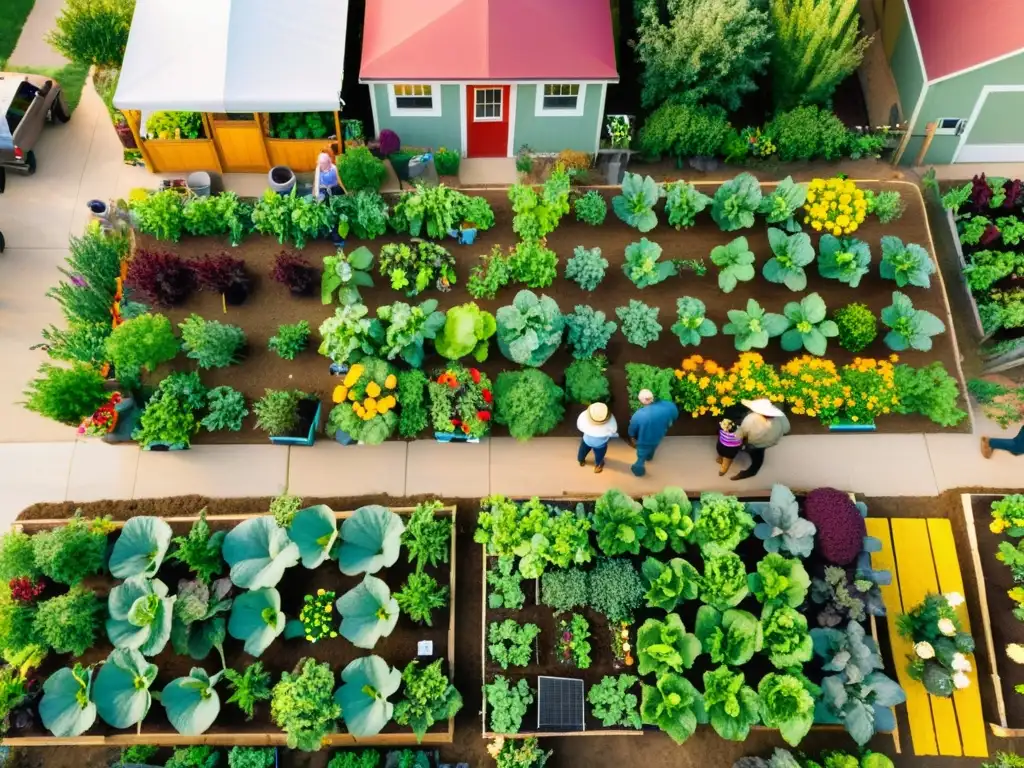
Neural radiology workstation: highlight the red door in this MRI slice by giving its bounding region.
[466,85,510,157]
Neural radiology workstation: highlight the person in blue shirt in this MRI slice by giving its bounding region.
[626,389,678,477]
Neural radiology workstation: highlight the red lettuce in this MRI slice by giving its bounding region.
[971,174,992,210]
[803,487,865,566]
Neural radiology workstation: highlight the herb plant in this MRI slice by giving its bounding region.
[201,386,248,432]
[268,321,310,360]
[893,362,967,427]
[509,240,558,289]
[881,292,946,352]
[564,305,617,359]
[574,190,607,226]
[565,356,611,405]
[541,567,589,613]
[228,747,276,768]
[401,501,450,572]
[588,674,642,729]
[835,303,878,353]
[253,389,309,437]
[616,300,662,347]
[169,510,225,582]
[224,661,272,721]
[612,173,661,232]
[34,587,103,655]
[589,558,645,623]
[564,245,608,291]
[485,676,532,734]
[23,363,108,426]
[31,514,111,586]
[179,314,246,369]
[395,572,449,626]
[271,658,342,751]
[0,532,39,581]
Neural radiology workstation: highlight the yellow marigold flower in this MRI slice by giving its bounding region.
[364,397,378,410]
[811,221,823,231]
[848,222,858,232]
[384,374,397,389]
[348,390,358,401]
[344,365,364,388]
[333,385,348,403]
[698,377,710,389]
[836,215,850,227]
[366,381,382,398]
[674,370,683,379]
[807,192,816,203]
[317,588,325,596]
[839,193,851,204]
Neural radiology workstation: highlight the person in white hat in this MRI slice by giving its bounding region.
[732,398,791,480]
[577,402,618,473]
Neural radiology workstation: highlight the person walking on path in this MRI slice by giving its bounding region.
[731,399,791,480]
[981,429,1024,458]
[627,389,679,477]
[577,403,618,473]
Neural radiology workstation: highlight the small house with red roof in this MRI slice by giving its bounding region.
[359,0,618,158]
[877,0,1024,164]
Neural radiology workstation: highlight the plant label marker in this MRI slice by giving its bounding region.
[417,640,433,656]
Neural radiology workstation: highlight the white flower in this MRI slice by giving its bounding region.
[938,618,957,637]
[1008,643,1024,664]
[951,652,972,673]
[915,641,936,659]
[953,672,971,690]
[945,592,965,608]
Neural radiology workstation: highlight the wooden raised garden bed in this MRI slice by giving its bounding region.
[4,505,458,747]
[478,492,899,748]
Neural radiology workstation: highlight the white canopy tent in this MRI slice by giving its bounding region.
[114,0,349,113]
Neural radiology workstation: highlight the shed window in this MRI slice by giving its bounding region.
[935,117,965,136]
[535,83,586,117]
[393,84,434,110]
[474,88,502,121]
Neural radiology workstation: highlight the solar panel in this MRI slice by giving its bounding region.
[537,675,585,731]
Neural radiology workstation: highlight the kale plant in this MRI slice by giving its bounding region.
[710,236,756,293]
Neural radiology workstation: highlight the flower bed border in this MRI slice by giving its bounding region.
[478,491,898,749]
[3,504,458,748]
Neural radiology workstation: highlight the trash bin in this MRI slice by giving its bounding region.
[187,171,212,196]
[407,153,438,187]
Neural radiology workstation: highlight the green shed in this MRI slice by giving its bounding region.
[878,0,1024,165]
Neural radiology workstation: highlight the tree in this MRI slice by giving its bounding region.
[769,0,872,109]
[633,0,771,110]
[47,0,135,69]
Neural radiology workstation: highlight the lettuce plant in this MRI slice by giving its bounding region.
[694,605,762,666]
[318,303,373,365]
[881,292,945,352]
[509,168,570,240]
[435,302,496,362]
[700,552,749,610]
[623,238,676,288]
[565,305,617,359]
[109,516,173,580]
[702,665,759,741]
[271,658,342,751]
[758,673,815,747]
[694,492,755,556]
[228,587,285,658]
[879,236,935,288]
[488,619,541,669]
[337,505,405,575]
[485,675,532,735]
[636,613,700,676]
[616,300,662,347]
[612,173,661,232]
[640,673,705,745]
[817,672,905,746]
[93,648,158,728]
[642,557,700,611]
[723,299,788,351]
[818,235,871,288]
[474,495,547,558]
[496,290,565,367]
[222,516,300,589]
[811,620,884,683]
[712,173,763,231]
[665,181,712,230]
[106,576,176,656]
[761,604,813,668]
[395,572,449,626]
[162,667,223,735]
[39,663,96,737]
[594,489,646,556]
[588,674,642,729]
[710,236,756,293]
[368,300,446,368]
[494,370,565,441]
[753,484,816,558]
[759,176,808,230]
[336,575,399,650]
[509,239,558,289]
[764,228,815,291]
[322,247,374,304]
[748,554,811,608]
[287,505,338,569]
[565,245,607,291]
[640,486,694,553]
[779,293,838,356]
[671,296,717,346]
[333,655,400,738]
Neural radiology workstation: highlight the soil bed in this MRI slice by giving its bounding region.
[138,180,966,444]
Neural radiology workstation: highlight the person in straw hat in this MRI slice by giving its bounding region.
[731,398,791,480]
[577,402,619,474]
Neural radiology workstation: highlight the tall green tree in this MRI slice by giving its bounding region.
[769,0,872,109]
[633,0,771,110]
[47,0,135,69]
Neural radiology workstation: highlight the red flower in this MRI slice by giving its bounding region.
[482,389,493,403]
[469,368,481,384]
[448,379,459,389]
[477,411,491,422]
[9,577,44,603]
[450,418,461,426]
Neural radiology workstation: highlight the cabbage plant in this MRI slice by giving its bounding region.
[93,649,158,728]
[39,663,96,737]
[703,665,759,741]
[779,293,838,356]
[817,671,905,746]
[764,228,815,291]
[636,613,700,676]
[336,574,400,649]
[495,290,565,367]
[106,576,176,655]
[752,484,816,558]
[368,300,446,368]
[612,172,661,232]
[670,297,716,346]
[879,236,934,288]
[711,173,762,231]
[758,672,816,747]
[665,181,712,230]
[162,667,223,735]
[222,516,300,589]
[623,238,676,288]
[109,516,173,579]
[228,587,285,657]
[881,291,945,352]
[640,673,705,745]
[171,577,232,661]
[723,299,788,351]
[337,505,405,575]
[694,605,762,666]
[641,557,700,612]
[288,504,338,569]
[747,553,811,609]
[761,604,813,668]
[333,655,401,737]
[818,234,871,287]
[758,176,808,231]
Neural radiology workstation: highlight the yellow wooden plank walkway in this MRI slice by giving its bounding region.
[869,517,989,758]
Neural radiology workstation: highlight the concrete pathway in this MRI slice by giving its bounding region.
[6,0,68,69]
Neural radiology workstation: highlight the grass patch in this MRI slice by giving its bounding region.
[5,61,90,113]
[0,0,35,65]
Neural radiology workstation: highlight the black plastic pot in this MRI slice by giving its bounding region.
[224,279,250,306]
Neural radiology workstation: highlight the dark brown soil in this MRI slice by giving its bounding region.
[137,181,967,445]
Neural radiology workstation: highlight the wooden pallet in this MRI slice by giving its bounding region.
[866,517,988,758]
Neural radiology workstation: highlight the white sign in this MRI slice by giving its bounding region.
[417,640,433,656]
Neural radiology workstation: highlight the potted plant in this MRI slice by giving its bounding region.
[253,389,321,446]
[428,365,492,442]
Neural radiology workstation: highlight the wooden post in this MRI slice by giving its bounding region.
[201,112,224,173]
[254,112,272,171]
[914,121,938,167]
[334,110,344,155]
[124,110,154,172]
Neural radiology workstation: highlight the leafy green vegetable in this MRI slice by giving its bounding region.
[612,173,662,232]
[488,619,541,669]
[594,489,646,556]
[761,604,813,668]
[700,552,749,610]
[624,238,676,288]
[336,575,399,650]
[881,291,946,352]
[496,290,564,367]
[712,173,763,231]
[227,587,285,657]
[368,299,446,368]
[636,613,700,676]
[222,516,300,589]
[587,674,642,729]
[508,168,571,240]
[758,672,815,747]
[393,659,463,743]
[752,484,816,558]
[879,236,935,288]
[764,228,815,291]
[93,649,158,729]
[271,658,342,751]
[642,557,700,611]
[694,492,755,556]
[665,181,712,230]
[321,247,375,305]
[616,300,663,347]
[109,516,173,580]
[671,296,717,346]
[694,605,762,666]
[105,576,175,656]
[162,667,223,735]
[564,304,617,359]
[710,236,756,293]
[39,663,96,737]
[723,299,788,352]
[759,176,808,229]
[333,655,400,738]
[493,370,565,441]
[564,245,607,291]
[337,505,405,576]
[779,293,838,356]
[435,302,496,362]
[818,235,871,288]
[640,673,705,744]
[702,665,760,741]
[640,487,694,553]
[485,675,532,735]
[748,553,810,608]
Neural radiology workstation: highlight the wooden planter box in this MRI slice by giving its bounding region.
[947,209,989,342]
[6,505,458,747]
[142,138,220,173]
[267,139,331,172]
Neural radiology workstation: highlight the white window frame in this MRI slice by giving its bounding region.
[387,83,442,117]
[535,83,586,117]
[472,87,503,123]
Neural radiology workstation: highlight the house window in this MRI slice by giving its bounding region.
[535,83,586,117]
[388,83,441,117]
[935,117,965,136]
[474,88,502,121]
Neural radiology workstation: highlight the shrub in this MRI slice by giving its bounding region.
[574,191,607,226]
[104,313,180,384]
[0,532,40,582]
[508,240,558,289]
[588,558,645,623]
[34,586,102,655]
[397,370,429,437]
[338,146,388,192]
[893,362,968,427]
[23,362,108,425]
[271,658,342,751]
[31,514,111,586]
[46,0,133,67]
[834,303,878,353]
[638,102,733,160]
[804,487,865,565]
[228,747,276,768]
[496,290,564,367]
[126,250,196,307]
[434,147,460,176]
[48,225,128,326]
[616,300,662,347]
[271,252,318,295]
[565,356,611,404]
[766,106,850,161]
[565,246,607,291]
[564,305,617,359]
[179,314,247,369]
[268,320,310,360]
[541,568,589,613]
[868,190,905,224]
[201,386,249,432]
[493,370,564,441]
[253,389,309,437]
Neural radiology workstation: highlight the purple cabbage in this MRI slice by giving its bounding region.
[803,487,865,566]
[378,129,400,156]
